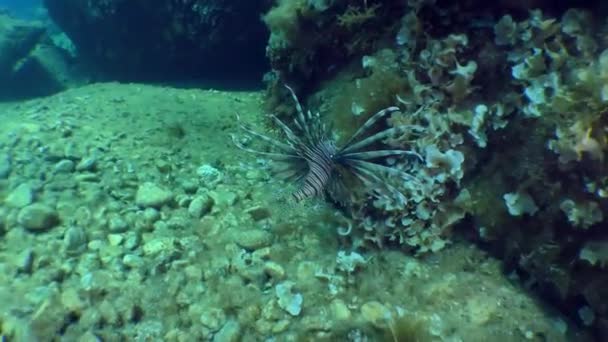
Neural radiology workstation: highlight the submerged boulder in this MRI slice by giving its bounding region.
[43,0,269,81]
[0,12,45,75]
[0,12,81,99]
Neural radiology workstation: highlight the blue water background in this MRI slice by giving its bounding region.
[0,0,41,18]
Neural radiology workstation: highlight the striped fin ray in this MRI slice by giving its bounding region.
[231,134,300,161]
[344,158,421,186]
[235,114,296,154]
[284,85,314,142]
[339,125,415,155]
[340,106,400,149]
[346,160,408,205]
[340,149,423,161]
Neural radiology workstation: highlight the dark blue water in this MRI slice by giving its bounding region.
[0,0,41,18]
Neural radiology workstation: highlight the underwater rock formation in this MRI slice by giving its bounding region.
[260,0,608,338]
[43,0,270,81]
[0,12,79,99]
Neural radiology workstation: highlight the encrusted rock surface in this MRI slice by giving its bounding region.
[43,0,269,80]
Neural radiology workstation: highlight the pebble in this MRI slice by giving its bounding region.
[213,320,241,342]
[181,179,199,193]
[5,183,34,208]
[0,153,11,178]
[107,233,124,246]
[275,281,303,316]
[244,206,271,221]
[197,164,222,186]
[330,299,351,321]
[135,182,173,208]
[122,254,145,268]
[360,301,392,328]
[17,203,59,231]
[143,237,176,255]
[142,207,160,222]
[76,156,97,171]
[108,216,129,233]
[17,248,34,274]
[200,308,226,331]
[208,189,237,210]
[87,239,104,251]
[63,226,87,254]
[123,232,140,250]
[54,159,75,173]
[188,195,213,218]
[61,288,86,313]
[264,261,286,280]
[235,229,272,250]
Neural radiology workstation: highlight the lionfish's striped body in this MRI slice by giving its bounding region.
[293,139,337,201]
[233,85,420,205]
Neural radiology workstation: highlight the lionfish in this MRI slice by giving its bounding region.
[233,85,421,206]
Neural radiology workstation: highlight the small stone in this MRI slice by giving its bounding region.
[235,229,272,250]
[271,320,290,334]
[74,173,99,182]
[181,179,199,193]
[244,206,271,221]
[200,308,226,331]
[122,254,145,268]
[142,207,160,222]
[63,226,87,255]
[245,169,263,180]
[135,182,173,208]
[197,164,222,187]
[184,265,203,280]
[78,331,101,342]
[87,239,104,251]
[143,237,176,255]
[61,288,85,313]
[176,194,190,208]
[275,281,303,316]
[213,320,241,342]
[108,216,128,233]
[208,189,237,210]
[0,153,11,178]
[124,232,140,250]
[188,195,213,218]
[252,247,271,261]
[5,183,34,208]
[63,143,82,160]
[330,299,351,321]
[17,203,59,231]
[17,248,34,274]
[264,261,286,280]
[76,156,97,171]
[155,159,171,173]
[107,234,124,246]
[360,301,391,328]
[80,270,114,292]
[167,215,188,229]
[54,159,75,173]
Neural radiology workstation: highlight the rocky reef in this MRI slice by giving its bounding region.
[0,10,80,99]
[2,0,608,340]
[260,0,608,337]
[43,0,270,80]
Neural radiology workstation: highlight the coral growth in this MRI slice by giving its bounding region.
[261,0,608,335]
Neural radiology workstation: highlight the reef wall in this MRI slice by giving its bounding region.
[261,0,608,337]
[0,10,81,99]
[43,0,270,81]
